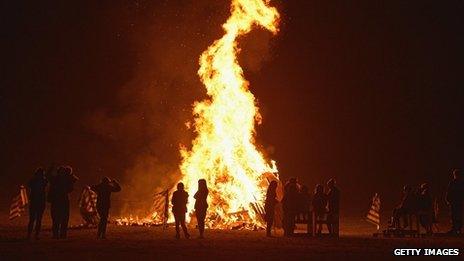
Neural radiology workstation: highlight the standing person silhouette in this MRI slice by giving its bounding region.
[265,180,278,237]
[27,167,48,240]
[172,182,190,239]
[312,184,328,235]
[47,167,59,239]
[282,178,299,236]
[91,177,121,239]
[194,179,209,238]
[417,183,433,234]
[446,169,464,235]
[326,178,340,236]
[391,185,415,228]
[48,166,78,239]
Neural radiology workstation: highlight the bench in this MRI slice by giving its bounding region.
[383,213,421,237]
[294,210,339,236]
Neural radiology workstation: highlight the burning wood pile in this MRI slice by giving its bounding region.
[115,172,278,229]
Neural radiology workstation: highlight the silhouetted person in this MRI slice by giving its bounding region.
[282,178,299,236]
[91,177,121,239]
[326,178,340,236]
[78,185,99,227]
[27,167,48,239]
[417,183,433,234]
[172,182,190,239]
[48,166,78,239]
[265,180,278,237]
[194,179,208,238]
[312,184,327,234]
[391,185,415,228]
[446,169,464,234]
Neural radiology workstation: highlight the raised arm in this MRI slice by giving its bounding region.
[90,184,98,193]
[111,180,121,192]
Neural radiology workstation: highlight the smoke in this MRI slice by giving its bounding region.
[240,30,276,72]
[84,0,279,216]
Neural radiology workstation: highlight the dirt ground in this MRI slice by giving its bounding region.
[1,221,464,260]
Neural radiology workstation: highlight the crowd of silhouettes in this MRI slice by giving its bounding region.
[389,169,464,235]
[25,165,121,240]
[23,167,464,240]
[170,180,210,239]
[265,177,340,237]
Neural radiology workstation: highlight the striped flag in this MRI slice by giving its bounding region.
[79,187,97,213]
[9,186,28,220]
[366,193,381,230]
[151,189,170,226]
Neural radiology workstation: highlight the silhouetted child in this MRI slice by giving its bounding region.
[27,167,48,240]
[265,180,278,237]
[194,179,208,238]
[91,177,121,239]
[172,182,190,239]
[312,184,327,234]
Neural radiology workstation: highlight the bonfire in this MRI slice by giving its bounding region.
[180,0,280,229]
[117,0,280,229]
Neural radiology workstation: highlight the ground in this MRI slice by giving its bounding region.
[1,222,464,260]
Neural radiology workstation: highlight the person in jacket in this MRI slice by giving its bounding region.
[48,166,78,239]
[326,178,340,236]
[27,167,48,239]
[172,182,190,239]
[91,177,121,239]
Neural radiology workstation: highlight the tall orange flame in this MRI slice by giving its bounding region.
[180,0,280,228]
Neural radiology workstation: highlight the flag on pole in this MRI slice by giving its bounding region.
[77,186,99,226]
[9,186,28,220]
[366,193,381,230]
[79,187,98,213]
[152,189,170,227]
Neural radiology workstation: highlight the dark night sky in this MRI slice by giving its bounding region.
[2,0,464,213]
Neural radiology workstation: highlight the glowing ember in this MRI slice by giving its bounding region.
[179,0,280,228]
